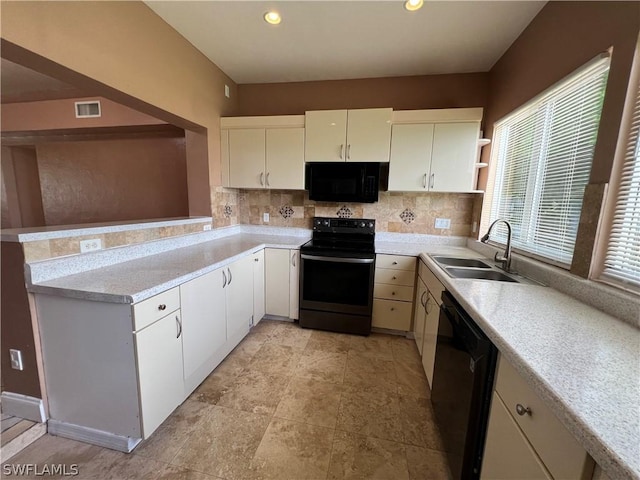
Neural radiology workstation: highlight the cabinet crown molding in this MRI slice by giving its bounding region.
[392,108,483,124]
[221,115,305,129]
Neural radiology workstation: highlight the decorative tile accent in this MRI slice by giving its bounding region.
[337,206,353,218]
[399,209,416,224]
[223,204,233,218]
[279,205,294,219]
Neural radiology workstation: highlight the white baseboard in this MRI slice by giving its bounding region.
[48,420,141,453]
[0,392,46,423]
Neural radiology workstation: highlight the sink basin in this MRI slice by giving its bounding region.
[432,256,492,269]
[445,267,519,283]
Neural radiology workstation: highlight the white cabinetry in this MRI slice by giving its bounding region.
[253,250,265,325]
[482,356,594,480]
[413,276,428,356]
[372,254,416,331]
[225,255,254,341]
[135,310,184,438]
[389,108,482,193]
[305,108,392,162]
[221,116,305,189]
[265,248,299,319]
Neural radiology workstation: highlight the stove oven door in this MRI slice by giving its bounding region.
[299,253,375,316]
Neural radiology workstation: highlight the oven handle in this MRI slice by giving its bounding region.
[301,254,374,264]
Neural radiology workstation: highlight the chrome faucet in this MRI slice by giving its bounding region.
[481,219,513,273]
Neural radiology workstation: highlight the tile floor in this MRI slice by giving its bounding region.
[2,320,451,480]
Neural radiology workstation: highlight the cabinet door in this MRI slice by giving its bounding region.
[430,122,479,192]
[481,393,552,480]
[135,311,184,438]
[422,291,440,389]
[229,128,266,188]
[346,108,392,163]
[265,248,290,317]
[289,250,299,320]
[226,255,254,342]
[253,250,265,325]
[305,110,347,162]
[388,123,434,191]
[266,128,305,189]
[221,128,230,187]
[180,269,226,387]
[413,278,428,356]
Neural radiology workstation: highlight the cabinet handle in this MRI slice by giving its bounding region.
[266,172,270,187]
[391,291,396,296]
[429,173,435,189]
[347,144,351,160]
[423,173,427,189]
[420,291,427,307]
[425,296,432,314]
[176,315,182,339]
[227,267,232,285]
[390,307,395,311]
[158,304,167,311]
[291,252,296,267]
[260,172,265,186]
[392,261,398,265]
[254,257,259,262]
[222,270,227,288]
[392,276,397,280]
[516,404,532,416]
[340,144,344,160]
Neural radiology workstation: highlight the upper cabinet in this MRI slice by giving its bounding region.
[388,108,483,193]
[305,108,392,162]
[221,116,305,190]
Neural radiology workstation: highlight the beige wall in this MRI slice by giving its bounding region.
[481,1,640,275]
[2,96,165,132]
[36,137,188,225]
[237,73,489,116]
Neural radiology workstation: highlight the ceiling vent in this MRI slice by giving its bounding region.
[75,100,101,118]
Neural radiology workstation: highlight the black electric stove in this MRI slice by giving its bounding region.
[298,217,376,335]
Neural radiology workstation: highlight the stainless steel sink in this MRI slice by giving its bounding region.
[444,267,519,282]
[432,256,492,269]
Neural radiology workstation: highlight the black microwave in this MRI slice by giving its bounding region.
[306,162,380,203]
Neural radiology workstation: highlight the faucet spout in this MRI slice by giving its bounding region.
[480,219,513,272]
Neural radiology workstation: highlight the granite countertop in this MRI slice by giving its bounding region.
[28,233,308,304]
[419,253,640,480]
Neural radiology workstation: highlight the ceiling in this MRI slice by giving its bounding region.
[145,0,546,84]
[0,59,93,104]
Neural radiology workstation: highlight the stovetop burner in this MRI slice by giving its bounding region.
[301,217,376,257]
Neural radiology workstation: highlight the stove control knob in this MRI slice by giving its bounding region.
[368,222,374,228]
[323,220,330,226]
[360,222,366,228]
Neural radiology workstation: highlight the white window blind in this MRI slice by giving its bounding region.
[486,56,610,265]
[601,78,640,288]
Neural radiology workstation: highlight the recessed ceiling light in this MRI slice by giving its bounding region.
[264,11,281,25]
[404,0,424,11]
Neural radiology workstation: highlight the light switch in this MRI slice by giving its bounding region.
[263,213,270,223]
[435,218,451,229]
[10,349,23,370]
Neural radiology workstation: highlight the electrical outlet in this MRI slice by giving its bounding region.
[472,221,478,233]
[435,218,451,229]
[10,349,23,370]
[224,85,230,98]
[203,224,212,231]
[263,213,270,223]
[80,238,102,253]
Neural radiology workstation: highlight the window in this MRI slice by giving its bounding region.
[597,50,640,290]
[482,55,610,266]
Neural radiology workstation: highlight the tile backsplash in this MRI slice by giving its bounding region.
[231,189,481,236]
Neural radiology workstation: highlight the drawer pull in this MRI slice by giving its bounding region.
[392,276,397,280]
[392,261,398,265]
[392,291,396,296]
[158,304,167,311]
[390,307,395,311]
[516,404,532,416]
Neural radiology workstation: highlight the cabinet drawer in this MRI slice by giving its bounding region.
[133,288,180,331]
[495,357,594,480]
[375,268,415,287]
[376,254,416,271]
[372,299,412,331]
[418,260,445,305]
[374,283,414,302]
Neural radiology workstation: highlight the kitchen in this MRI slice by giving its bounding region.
[1,1,639,480]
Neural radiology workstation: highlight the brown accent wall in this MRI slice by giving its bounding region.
[1,97,165,132]
[35,137,188,225]
[1,242,41,398]
[1,146,45,228]
[237,73,489,116]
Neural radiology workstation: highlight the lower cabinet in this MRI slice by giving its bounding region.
[482,356,594,480]
[135,310,185,438]
[225,255,254,341]
[413,276,428,355]
[265,247,299,319]
[372,254,416,330]
[421,290,440,388]
[253,250,265,325]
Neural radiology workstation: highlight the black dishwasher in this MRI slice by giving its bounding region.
[431,291,497,480]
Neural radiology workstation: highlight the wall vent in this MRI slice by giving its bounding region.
[75,100,101,118]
